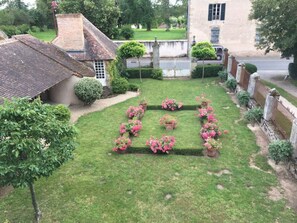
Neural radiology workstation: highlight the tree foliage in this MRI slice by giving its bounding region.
[60,0,120,38]
[0,98,77,220]
[118,41,146,59]
[119,0,154,31]
[250,0,297,62]
[191,41,216,60]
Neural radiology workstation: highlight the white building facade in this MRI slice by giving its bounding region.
[188,0,270,56]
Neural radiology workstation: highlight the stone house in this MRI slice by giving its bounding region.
[52,14,117,86]
[188,0,274,56]
[0,35,94,105]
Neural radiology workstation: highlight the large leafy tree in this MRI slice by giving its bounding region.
[0,0,33,26]
[250,0,297,65]
[0,98,77,222]
[60,0,120,38]
[119,0,154,31]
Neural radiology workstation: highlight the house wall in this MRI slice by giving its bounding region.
[188,0,275,57]
[114,40,188,58]
[49,76,83,106]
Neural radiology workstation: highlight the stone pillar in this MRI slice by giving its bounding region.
[247,72,260,98]
[227,55,233,74]
[236,63,243,83]
[290,119,297,157]
[223,48,229,68]
[263,91,278,121]
[152,37,160,69]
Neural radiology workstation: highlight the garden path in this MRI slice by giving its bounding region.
[69,91,139,123]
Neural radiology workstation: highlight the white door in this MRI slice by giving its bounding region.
[94,60,107,86]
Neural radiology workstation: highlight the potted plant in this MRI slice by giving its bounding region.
[119,120,142,137]
[203,138,222,157]
[161,98,183,111]
[159,114,177,130]
[139,99,148,111]
[126,106,145,120]
[196,94,211,108]
[113,136,132,153]
[146,135,176,154]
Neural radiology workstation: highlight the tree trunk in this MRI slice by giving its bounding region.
[138,57,142,82]
[146,22,151,31]
[29,182,42,222]
[202,59,205,82]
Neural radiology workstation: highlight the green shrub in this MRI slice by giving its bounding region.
[225,78,237,92]
[288,63,297,80]
[268,140,293,164]
[30,26,41,33]
[191,64,223,78]
[218,70,228,82]
[120,26,134,40]
[125,68,161,79]
[236,90,250,106]
[244,107,263,124]
[128,83,139,91]
[18,24,30,34]
[0,25,16,37]
[51,104,71,122]
[74,78,103,105]
[111,77,129,94]
[151,68,163,80]
[245,63,258,74]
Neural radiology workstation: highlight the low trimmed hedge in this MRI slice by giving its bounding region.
[245,63,258,74]
[191,64,223,78]
[125,68,163,80]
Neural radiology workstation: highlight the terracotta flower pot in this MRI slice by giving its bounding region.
[206,148,218,157]
[165,122,176,130]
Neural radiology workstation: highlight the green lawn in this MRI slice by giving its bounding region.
[0,79,296,222]
[133,28,186,40]
[260,79,297,107]
[31,28,186,42]
[30,29,56,42]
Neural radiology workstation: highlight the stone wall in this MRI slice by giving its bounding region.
[114,40,188,58]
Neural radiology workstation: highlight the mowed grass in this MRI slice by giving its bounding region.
[30,29,56,42]
[31,28,186,42]
[132,110,202,149]
[133,28,186,40]
[0,79,296,222]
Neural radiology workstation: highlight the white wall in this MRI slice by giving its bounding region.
[114,40,188,58]
[188,0,277,57]
[49,76,83,106]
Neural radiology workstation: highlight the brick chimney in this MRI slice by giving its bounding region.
[53,14,85,51]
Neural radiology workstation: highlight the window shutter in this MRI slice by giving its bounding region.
[208,4,213,21]
[220,3,226,20]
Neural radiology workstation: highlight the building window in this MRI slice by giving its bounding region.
[208,3,226,21]
[255,27,261,44]
[94,60,105,79]
[210,27,220,44]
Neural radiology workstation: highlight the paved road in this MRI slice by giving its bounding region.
[237,57,293,71]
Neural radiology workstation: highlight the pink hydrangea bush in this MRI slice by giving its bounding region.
[120,120,142,137]
[161,98,183,111]
[146,135,176,154]
[126,106,145,119]
[196,106,215,122]
[113,136,132,152]
[200,122,222,140]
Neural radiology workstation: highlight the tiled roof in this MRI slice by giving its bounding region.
[0,35,94,101]
[53,14,117,61]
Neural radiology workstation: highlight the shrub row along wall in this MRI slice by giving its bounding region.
[223,49,297,141]
[191,64,223,79]
[125,68,163,80]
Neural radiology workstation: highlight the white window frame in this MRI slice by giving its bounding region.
[212,4,222,20]
[94,60,105,79]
